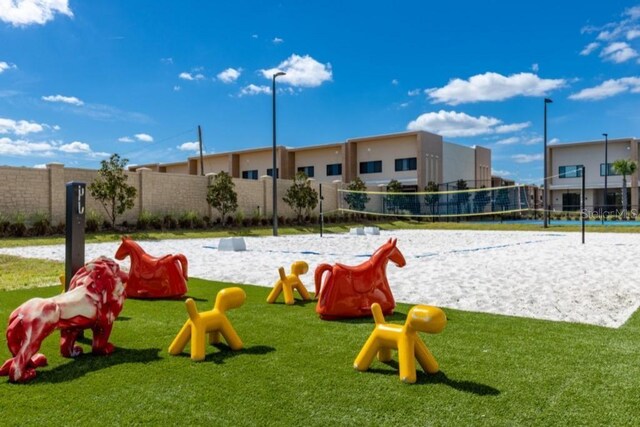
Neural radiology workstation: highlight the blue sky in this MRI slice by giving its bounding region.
[1,1,640,184]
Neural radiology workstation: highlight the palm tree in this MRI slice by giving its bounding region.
[612,159,638,220]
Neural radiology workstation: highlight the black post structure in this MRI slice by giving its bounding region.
[603,132,608,223]
[543,98,553,228]
[65,182,86,291]
[319,183,324,237]
[272,71,286,237]
[198,125,204,176]
[581,165,586,244]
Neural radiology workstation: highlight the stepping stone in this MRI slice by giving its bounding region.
[364,226,380,235]
[350,227,365,235]
[218,237,247,251]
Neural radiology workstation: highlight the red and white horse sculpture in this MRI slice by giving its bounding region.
[314,238,406,319]
[114,236,188,299]
[0,257,128,383]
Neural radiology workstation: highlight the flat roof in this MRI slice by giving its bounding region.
[549,137,637,149]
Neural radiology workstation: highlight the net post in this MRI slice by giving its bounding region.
[581,166,586,244]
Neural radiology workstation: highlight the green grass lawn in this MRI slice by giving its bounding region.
[0,279,638,425]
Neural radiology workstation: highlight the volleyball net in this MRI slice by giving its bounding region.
[337,184,531,218]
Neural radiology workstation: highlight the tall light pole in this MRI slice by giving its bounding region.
[603,133,609,219]
[543,98,553,228]
[272,71,286,236]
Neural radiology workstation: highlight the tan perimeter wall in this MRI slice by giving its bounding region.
[0,164,338,226]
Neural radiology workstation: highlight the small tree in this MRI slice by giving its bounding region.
[207,172,238,226]
[283,172,319,223]
[343,177,370,214]
[453,179,470,214]
[612,159,638,219]
[473,185,491,214]
[385,179,403,213]
[89,153,137,228]
[424,181,440,219]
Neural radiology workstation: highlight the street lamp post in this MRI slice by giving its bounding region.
[603,133,609,222]
[272,71,286,236]
[543,98,553,228]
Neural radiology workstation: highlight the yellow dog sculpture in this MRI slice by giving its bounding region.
[266,261,311,305]
[169,287,246,361]
[354,302,447,384]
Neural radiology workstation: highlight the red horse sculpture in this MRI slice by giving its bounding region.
[1,257,128,383]
[115,236,188,299]
[314,238,406,320]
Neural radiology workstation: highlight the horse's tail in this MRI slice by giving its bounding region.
[174,254,189,280]
[314,264,332,299]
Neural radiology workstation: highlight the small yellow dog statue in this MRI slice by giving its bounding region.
[266,261,311,305]
[354,302,447,383]
[169,287,246,361]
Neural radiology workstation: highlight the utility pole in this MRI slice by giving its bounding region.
[198,125,204,176]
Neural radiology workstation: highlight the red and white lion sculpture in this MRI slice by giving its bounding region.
[0,256,128,383]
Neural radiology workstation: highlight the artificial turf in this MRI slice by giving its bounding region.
[0,279,638,426]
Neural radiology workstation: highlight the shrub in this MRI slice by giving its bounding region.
[179,211,199,229]
[163,214,178,230]
[28,212,51,236]
[137,210,154,230]
[86,210,103,233]
[0,212,11,236]
[9,213,26,237]
[234,210,245,227]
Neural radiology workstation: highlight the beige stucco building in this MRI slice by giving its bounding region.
[131,130,492,191]
[547,137,639,212]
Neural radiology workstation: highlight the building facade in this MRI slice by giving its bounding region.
[131,130,492,191]
[547,137,639,213]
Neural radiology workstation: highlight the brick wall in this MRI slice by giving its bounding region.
[0,164,338,225]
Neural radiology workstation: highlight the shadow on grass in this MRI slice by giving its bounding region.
[33,347,162,384]
[269,299,315,307]
[332,311,408,325]
[128,295,208,303]
[369,361,499,395]
[173,344,275,364]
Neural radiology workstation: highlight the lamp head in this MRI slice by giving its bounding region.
[273,71,286,78]
[544,98,553,104]
[602,133,608,138]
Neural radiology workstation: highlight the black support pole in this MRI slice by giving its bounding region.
[65,182,86,290]
[582,166,586,244]
[319,183,324,237]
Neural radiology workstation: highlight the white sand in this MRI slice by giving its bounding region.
[1,230,638,328]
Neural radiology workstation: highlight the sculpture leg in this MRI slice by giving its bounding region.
[168,321,192,355]
[354,333,381,371]
[295,282,311,301]
[266,282,283,304]
[219,317,243,350]
[377,347,393,362]
[190,322,206,361]
[209,330,221,345]
[398,336,417,384]
[60,328,84,357]
[282,283,295,305]
[414,338,439,374]
[91,322,115,355]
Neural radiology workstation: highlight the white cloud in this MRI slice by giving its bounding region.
[512,153,543,163]
[0,136,55,156]
[580,42,600,55]
[426,72,566,105]
[178,141,200,152]
[260,54,332,88]
[399,102,409,108]
[173,85,181,91]
[33,164,47,169]
[179,72,205,81]
[407,89,421,96]
[252,34,258,39]
[273,37,284,44]
[406,110,529,138]
[569,77,640,100]
[0,117,45,135]
[600,42,638,63]
[391,79,399,85]
[0,61,17,73]
[627,29,640,40]
[135,133,153,142]
[0,0,73,26]
[42,94,84,106]
[59,141,91,153]
[118,136,134,143]
[495,137,520,145]
[217,67,241,83]
[161,57,173,64]
[239,84,271,96]
[495,122,531,134]
[523,136,543,145]
[531,63,539,72]
[549,138,560,144]
[492,169,512,176]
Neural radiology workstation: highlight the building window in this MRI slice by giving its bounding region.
[600,163,620,176]
[360,160,382,174]
[395,157,417,171]
[326,163,342,176]
[241,170,258,180]
[266,168,279,178]
[559,165,583,178]
[297,166,314,177]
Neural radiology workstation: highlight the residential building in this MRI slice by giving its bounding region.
[547,137,639,212]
